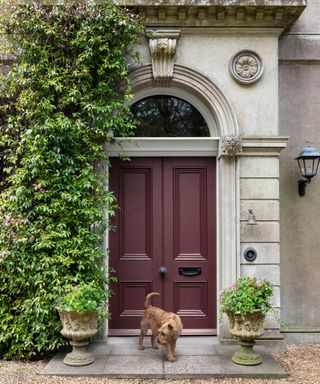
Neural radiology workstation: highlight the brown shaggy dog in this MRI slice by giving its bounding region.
[139,292,183,362]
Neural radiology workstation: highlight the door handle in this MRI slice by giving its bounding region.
[159,266,167,276]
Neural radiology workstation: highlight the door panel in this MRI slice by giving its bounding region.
[120,167,152,260]
[109,157,216,333]
[109,158,162,330]
[163,158,216,330]
[172,165,207,260]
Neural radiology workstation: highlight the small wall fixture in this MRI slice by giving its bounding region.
[296,145,320,197]
[247,209,257,225]
[243,247,258,262]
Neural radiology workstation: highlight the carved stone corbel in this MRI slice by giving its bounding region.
[148,29,181,86]
[220,135,243,157]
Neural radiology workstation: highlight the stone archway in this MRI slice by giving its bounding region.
[129,64,239,138]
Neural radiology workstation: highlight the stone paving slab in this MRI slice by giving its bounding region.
[103,355,163,378]
[216,345,287,379]
[175,343,217,356]
[43,352,108,376]
[164,355,224,378]
[43,337,287,378]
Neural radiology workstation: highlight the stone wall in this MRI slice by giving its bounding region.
[129,1,301,337]
[279,0,320,332]
[240,155,281,332]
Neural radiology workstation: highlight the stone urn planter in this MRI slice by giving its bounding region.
[58,309,98,366]
[226,309,266,366]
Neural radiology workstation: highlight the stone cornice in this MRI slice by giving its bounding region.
[241,136,289,156]
[117,1,306,32]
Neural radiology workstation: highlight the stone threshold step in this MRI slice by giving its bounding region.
[43,338,287,379]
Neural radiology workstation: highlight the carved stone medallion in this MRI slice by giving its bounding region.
[229,51,263,85]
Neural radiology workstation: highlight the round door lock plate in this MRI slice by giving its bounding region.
[243,247,257,262]
[159,266,167,276]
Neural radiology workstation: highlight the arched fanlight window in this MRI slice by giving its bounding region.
[131,95,210,137]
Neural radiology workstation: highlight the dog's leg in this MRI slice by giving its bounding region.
[171,339,177,357]
[139,318,148,350]
[151,334,159,349]
[164,344,176,362]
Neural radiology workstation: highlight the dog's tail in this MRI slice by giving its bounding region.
[145,292,160,308]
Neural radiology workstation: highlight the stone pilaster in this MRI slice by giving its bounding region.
[239,136,288,339]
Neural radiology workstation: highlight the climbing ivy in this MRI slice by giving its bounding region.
[0,0,144,359]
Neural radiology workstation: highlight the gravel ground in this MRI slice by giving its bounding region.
[0,344,320,384]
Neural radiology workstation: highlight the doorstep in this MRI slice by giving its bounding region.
[43,336,287,379]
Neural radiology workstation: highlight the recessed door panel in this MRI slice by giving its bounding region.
[174,281,208,317]
[119,281,152,317]
[120,168,152,260]
[173,167,207,261]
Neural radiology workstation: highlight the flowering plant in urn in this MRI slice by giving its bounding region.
[220,277,273,366]
[56,283,108,366]
[57,282,107,316]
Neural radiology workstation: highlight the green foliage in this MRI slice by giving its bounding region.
[56,282,108,317]
[219,277,273,316]
[0,0,144,359]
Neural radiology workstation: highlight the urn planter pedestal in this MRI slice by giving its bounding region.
[58,309,98,366]
[226,310,266,366]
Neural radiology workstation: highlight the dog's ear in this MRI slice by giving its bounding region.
[167,323,174,331]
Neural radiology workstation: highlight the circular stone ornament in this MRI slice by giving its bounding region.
[229,50,263,84]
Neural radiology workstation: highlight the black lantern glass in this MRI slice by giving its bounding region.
[295,145,320,196]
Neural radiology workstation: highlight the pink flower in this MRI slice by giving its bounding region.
[72,286,79,291]
[256,280,264,288]
[231,284,237,290]
[33,183,45,192]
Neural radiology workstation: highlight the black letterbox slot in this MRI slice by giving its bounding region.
[179,267,201,276]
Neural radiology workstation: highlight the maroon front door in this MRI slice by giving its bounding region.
[109,157,216,334]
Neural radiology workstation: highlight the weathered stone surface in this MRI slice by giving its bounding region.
[117,0,306,30]
[148,29,181,84]
[240,201,279,221]
[44,337,287,378]
[283,0,320,34]
[279,4,320,331]
[241,222,279,242]
[226,310,265,342]
[177,36,279,136]
[270,287,281,308]
[241,264,280,285]
[240,157,279,178]
[280,35,320,61]
[240,243,280,264]
[119,0,305,4]
[240,179,279,199]
[264,310,281,329]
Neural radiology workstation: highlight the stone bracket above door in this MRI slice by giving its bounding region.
[148,29,181,85]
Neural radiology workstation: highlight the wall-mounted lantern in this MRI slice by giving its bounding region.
[296,145,320,197]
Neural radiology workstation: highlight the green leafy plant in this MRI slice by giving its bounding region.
[56,283,108,317]
[0,0,144,359]
[220,277,273,316]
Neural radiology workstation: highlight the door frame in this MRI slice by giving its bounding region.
[103,66,241,338]
[104,137,240,337]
